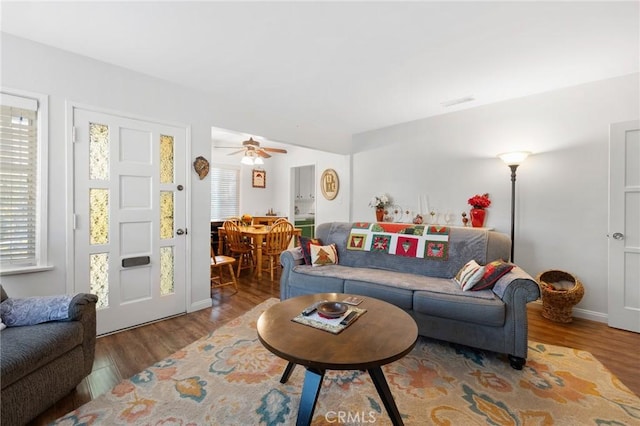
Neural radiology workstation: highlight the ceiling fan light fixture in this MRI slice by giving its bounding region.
[240,154,254,165]
[254,156,264,165]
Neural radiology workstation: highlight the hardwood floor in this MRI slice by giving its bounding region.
[30,273,640,425]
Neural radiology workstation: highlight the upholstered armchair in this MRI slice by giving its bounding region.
[0,285,98,425]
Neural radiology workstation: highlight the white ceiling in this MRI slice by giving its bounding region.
[1,1,638,153]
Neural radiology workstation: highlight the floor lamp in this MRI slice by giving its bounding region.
[498,151,530,262]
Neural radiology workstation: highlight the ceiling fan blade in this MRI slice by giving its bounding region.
[257,149,272,158]
[227,149,246,156]
[262,147,288,154]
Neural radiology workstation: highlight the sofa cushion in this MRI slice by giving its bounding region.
[472,260,514,291]
[299,236,323,265]
[344,280,414,310]
[292,264,496,300]
[310,243,338,266]
[319,222,493,279]
[413,291,505,327]
[0,321,84,389]
[454,260,485,290]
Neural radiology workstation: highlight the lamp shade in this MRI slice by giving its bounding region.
[253,156,264,165]
[498,151,530,166]
[240,155,254,165]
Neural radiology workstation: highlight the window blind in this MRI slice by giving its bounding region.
[210,165,239,221]
[0,94,39,266]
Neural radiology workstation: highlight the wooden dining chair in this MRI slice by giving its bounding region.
[223,220,254,277]
[210,245,238,292]
[260,219,295,281]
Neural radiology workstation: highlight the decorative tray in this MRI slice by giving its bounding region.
[292,306,366,334]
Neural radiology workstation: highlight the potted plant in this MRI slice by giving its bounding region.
[369,194,391,222]
[467,193,491,227]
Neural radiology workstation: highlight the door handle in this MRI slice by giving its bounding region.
[612,232,624,240]
[176,229,185,236]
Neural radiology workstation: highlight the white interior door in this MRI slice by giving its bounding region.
[608,120,640,333]
[73,108,187,335]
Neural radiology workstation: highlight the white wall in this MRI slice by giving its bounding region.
[209,139,350,224]
[352,73,639,321]
[0,34,350,311]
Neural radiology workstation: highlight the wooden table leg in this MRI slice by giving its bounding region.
[218,233,224,256]
[368,367,404,426]
[296,368,325,426]
[254,234,264,278]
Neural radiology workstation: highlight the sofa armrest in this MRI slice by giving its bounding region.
[280,249,304,300]
[492,267,540,360]
[280,248,304,269]
[67,293,98,376]
[492,266,540,302]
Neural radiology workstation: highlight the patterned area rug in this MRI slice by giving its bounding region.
[54,298,640,425]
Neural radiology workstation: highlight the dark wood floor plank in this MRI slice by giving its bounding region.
[28,272,640,425]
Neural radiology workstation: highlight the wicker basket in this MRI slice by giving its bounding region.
[536,270,584,323]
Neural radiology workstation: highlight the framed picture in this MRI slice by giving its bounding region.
[252,169,266,188]
[320,168,339,200]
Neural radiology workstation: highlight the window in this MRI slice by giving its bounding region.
[210,165,239,221]
[0,90,48,273]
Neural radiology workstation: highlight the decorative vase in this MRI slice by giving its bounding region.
[375,208,385,222]
[469,208,486,228]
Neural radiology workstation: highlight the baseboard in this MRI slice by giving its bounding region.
[531,299,608,324]
[189,298,213,313]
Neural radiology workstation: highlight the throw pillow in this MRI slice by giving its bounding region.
[454,260,486,291]
[310,243,338,267]
[299,236,323,265]
[471,260,515,291]
[0,294,73,327]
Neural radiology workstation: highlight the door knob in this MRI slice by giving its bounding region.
[612,232,624,240]
[176,229,185,235]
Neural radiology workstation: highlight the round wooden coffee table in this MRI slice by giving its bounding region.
[257,293,418,426]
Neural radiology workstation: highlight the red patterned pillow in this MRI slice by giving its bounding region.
[299,236,323,265]
[472,260,514,291]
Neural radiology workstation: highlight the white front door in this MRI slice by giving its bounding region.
[73,108,187,335]
[608,120,640,333]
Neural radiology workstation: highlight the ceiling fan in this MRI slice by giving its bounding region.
[215,137,288,160]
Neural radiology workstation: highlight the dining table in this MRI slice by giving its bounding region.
[217,225,302,279]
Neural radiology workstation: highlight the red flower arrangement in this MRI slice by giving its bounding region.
[468,193,491,209]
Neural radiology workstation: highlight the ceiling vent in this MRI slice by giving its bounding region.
[440,96,475,107]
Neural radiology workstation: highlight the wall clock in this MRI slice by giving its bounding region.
[320,168,339,200]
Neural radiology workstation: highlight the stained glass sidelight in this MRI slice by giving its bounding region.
[89,123,109,180]
[90,189,109,245]
[160,135,174,184]
[160,191,174,239]
[160,246,174,295]
[90,253,109,309]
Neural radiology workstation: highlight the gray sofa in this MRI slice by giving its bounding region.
[0,286,98,425]
[280,222,540,369]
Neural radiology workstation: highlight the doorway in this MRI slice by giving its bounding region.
[72,107,188,335]
[293,165,316,238]
[608,120,640,333]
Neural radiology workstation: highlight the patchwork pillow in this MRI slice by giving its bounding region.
[454,260,486,291]
[310,243,338,267]
[0,294,73,327]
[299,236,323,265]
[471,260,514,291]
